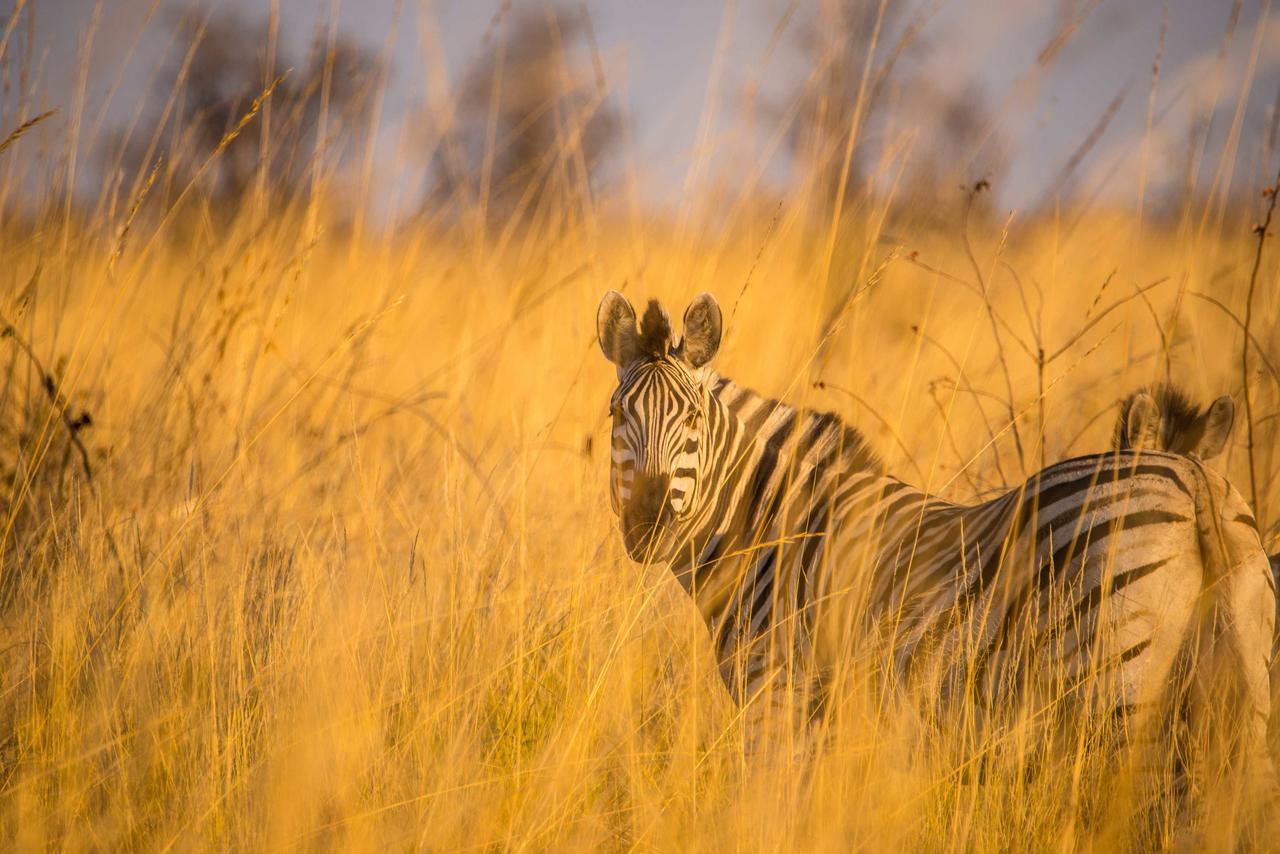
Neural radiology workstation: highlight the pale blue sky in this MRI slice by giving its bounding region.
[14,0,1280,216]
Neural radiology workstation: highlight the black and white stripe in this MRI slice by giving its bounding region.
[1112,383,1280,666]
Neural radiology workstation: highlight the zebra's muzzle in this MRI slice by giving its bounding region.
[621,472,676,561]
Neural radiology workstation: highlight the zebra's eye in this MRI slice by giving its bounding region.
[684,410,702,429]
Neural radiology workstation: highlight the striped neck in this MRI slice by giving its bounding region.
[665,375,881,606]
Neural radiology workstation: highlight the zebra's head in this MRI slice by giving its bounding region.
[597,291,723,562]
[1115,384,1235,460]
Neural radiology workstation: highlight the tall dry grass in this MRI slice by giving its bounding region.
[2,4,1280,850]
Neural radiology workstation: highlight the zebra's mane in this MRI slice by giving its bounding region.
[1113,383,1203,450]
[637,300,674,360]
[711,375,882,474]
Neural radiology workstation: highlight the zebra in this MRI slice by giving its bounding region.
[597,290,1276,798]
[1111,384,1280,665]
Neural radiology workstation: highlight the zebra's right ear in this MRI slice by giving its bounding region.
[598,291,638,369]
[1196,395,1235,460]
[1125,392,1161,451]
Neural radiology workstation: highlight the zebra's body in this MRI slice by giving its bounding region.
[1112,383,1280,667]
[671,378,1268,720]
[598,292,1275,781]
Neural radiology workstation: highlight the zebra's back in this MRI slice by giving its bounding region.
[811,450,1272,723]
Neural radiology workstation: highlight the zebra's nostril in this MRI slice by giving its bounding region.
[622,506,671,539]
[627,473,671,521]
[622,517,673,561]
[620,471,677,558]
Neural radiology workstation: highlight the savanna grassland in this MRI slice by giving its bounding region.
[3,3,1280,850]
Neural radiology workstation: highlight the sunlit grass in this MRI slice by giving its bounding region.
[2,198,1276,848]
[2,4,1279,849]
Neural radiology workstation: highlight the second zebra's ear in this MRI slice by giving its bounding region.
[598,291,638,369]
[1197,395,1235,460]
[1125,392,1161,451]
[680,293,722,368]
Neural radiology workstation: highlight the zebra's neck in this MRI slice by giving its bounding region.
[667,374,884,618]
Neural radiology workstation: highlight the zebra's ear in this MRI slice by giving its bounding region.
[680,293,722,368]
[597,291,638,369]
[1125,392,1160,451]
[1197,396,1235,459]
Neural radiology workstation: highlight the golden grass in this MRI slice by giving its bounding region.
[1,196,1276,849]
[3,9,1280,850]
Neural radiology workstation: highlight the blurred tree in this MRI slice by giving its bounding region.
[423,4,620,227]
[782,0,1002,228]
[107,9,378,215]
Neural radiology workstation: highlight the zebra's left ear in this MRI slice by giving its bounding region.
[1197,395,1235,459]
[679,293,722,368]
[1124,392,1160,451]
